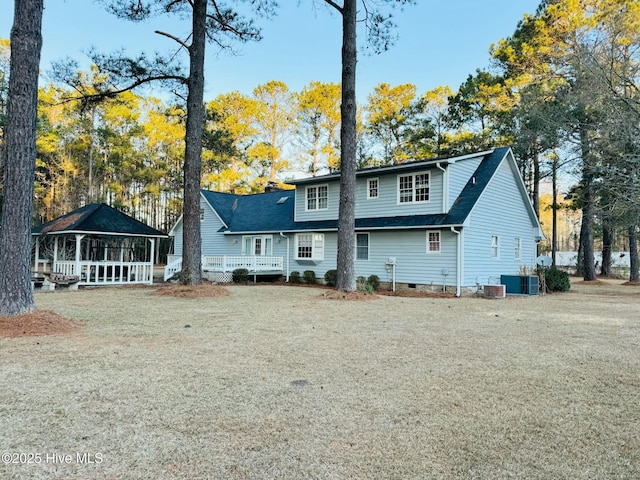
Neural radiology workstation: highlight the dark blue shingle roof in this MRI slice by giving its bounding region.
[201,147,511,233]
[32,203,167,237]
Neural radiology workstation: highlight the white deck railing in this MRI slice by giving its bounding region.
[54,260,154,285]
[164,255,284,281]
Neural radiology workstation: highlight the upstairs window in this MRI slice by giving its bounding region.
[398,172,430,204]
[306,185,328,211]
[367,178,379,199]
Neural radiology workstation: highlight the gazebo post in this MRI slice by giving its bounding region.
[53,236,59,270]
[148,238,156,284]
[75,234,84,278]
[33,237,40,272]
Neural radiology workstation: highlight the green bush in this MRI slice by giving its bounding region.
[303,270,317,284]
[545,266,570,292]
[290,271,301,283]
[367,274,381,291]
[356,276,374,294]
[324,269,338,287]
[232,268,249,284]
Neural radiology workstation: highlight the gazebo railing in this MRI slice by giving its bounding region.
[54,260,154,285]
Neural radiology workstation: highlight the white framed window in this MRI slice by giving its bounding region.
[514,237,521,260]
[491,235,500,259]
[398,172,430,204]
[367,178,379,199]
[295,233,324,260]
[356,233,370,260]
[306,184,328,211]
[242,235,273,256]
[427,230,441,253]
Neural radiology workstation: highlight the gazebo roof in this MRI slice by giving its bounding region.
[32,203,167,238]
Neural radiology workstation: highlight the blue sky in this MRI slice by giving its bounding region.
[2,0,541,101]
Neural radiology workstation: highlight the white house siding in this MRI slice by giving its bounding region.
[357,229,458,287]
[463,159,538,286]
[293,182,340,222]
[448,157,482,207]
[295,168,446,222]
[172,222,183,256]
[354,169,445,217]
[172,197,228,256]
[282,229,457,287]
[285,231,338,278]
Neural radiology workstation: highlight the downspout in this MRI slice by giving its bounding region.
[450,227,462,297]
[436,162,448,213]
[279,232,290,282]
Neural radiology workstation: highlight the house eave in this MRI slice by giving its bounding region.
[32,230,168,238]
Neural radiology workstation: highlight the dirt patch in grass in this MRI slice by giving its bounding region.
[151,283,230,298]
[319,290,378,301]
[0,310,84,338]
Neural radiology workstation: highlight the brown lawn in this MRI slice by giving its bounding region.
[0,279,638,479]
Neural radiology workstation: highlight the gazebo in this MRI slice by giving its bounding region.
[32,203,167,286]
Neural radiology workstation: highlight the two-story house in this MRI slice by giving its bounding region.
[166,147,544,295]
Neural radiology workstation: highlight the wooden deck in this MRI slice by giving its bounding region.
[164,255,284,282]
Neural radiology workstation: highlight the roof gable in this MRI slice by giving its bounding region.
[445,147,510,225]
[32,203,167,237]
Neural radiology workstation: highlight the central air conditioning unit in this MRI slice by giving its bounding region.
[500,275,539,295]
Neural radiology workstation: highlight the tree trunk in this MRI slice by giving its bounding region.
[579,126,597,281]
[551,154,558,266]
[336,0,357,292]
[181,0,206,285]
[629,225,639,283]
[532,145,540,219]
[600,221,612,277]
[0,0,43,316]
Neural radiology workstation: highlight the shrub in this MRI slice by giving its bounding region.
[367,274,380,291]
[545,266,570,292]
[324,269,338,287]
[303,270,317,284]
[356,276,374,294]
[290,271,301,283]
[232,268,249,284]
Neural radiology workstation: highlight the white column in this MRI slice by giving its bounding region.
[148,238,156,284]
[75,234,85,278]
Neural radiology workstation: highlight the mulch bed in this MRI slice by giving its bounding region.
[0,310,84,338]
[151,283,231,298]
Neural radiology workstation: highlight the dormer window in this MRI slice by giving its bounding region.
[306,184,328,211]
[367,178,379,199]
[398,172,430,204]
